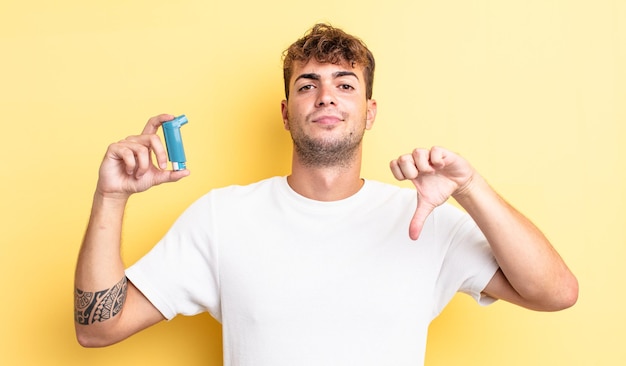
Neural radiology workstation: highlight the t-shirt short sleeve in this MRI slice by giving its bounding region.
[125,193,221,321]
[431,206,500,318]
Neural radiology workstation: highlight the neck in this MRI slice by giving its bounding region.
[287,148,364,201]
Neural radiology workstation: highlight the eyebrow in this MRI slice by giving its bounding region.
[294,71,359,83]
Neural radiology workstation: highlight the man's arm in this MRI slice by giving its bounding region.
[74,114,189,347]
[390,146,578,311]
[452,173,578,311]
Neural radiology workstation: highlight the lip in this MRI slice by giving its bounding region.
[312,115,343,125]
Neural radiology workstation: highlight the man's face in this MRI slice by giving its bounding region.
[281,59,377,167]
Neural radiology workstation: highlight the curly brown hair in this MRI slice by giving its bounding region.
[282,23,375,100]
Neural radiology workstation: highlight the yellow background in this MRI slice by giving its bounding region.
[1,0,624,365]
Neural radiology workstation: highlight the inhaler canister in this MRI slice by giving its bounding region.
[162,115,188,171]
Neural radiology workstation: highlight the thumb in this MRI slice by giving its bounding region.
[409,198,435,241]
[153,169,190,186]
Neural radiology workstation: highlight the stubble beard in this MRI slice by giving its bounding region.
[290,122,365,168]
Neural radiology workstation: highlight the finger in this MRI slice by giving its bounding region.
[141,114,176,135]
[132,143,151,178]
[409,199,435,241]
[110,138,155,176]
[428,146,448,169]
[168,169,190,182]
[108,142,140,176]
[125,134,168,170]
[412,148,435,174]
[390,159,407,180]
[150,134,169,170]
[392,154,419,180]
[117,137,153,177]
[153,168,191,186]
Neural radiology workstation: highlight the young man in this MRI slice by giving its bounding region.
[75,24,578,365]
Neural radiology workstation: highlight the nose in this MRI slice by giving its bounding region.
[316,84,335,107]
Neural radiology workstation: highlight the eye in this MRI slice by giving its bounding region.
[339,84,355,91]
[298,84,315,92]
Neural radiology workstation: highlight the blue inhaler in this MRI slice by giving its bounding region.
[162,115,188,171]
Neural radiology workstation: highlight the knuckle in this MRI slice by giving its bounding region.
[119,135,138,144]
[397,154,413,164]
[149,134,162,146]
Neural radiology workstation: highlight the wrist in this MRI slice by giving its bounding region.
[92,190,130,210]
[451,172,486,205]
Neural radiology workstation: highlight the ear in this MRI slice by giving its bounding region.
[365,99,377,130]
[281,100,290,130]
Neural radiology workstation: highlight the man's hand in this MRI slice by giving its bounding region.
[390,146,476,240]
[96,114,190,200]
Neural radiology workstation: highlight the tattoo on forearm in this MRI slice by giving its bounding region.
[74,277,128,325]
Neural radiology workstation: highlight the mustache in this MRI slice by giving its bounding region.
[306,109,347,122]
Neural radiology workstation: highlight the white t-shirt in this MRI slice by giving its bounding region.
[126,177,499,365]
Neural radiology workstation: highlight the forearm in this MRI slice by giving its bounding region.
[453,174,578,309]
[74,191,167,347]
[74,193,129,339]
[76,192,128,289]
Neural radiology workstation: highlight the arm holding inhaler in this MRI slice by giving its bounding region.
[74,114,189,347]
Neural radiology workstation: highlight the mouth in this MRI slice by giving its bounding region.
[311,112,345,125]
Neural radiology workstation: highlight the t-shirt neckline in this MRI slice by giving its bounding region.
[277,176,371,211]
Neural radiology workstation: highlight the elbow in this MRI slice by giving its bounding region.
[518,271,579,312]
[556,273,579,310]
[541,273,579,312]
[76,332,109,348]
[76,334,100,348]
[75,325,120,348]
[76,333,99,348]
